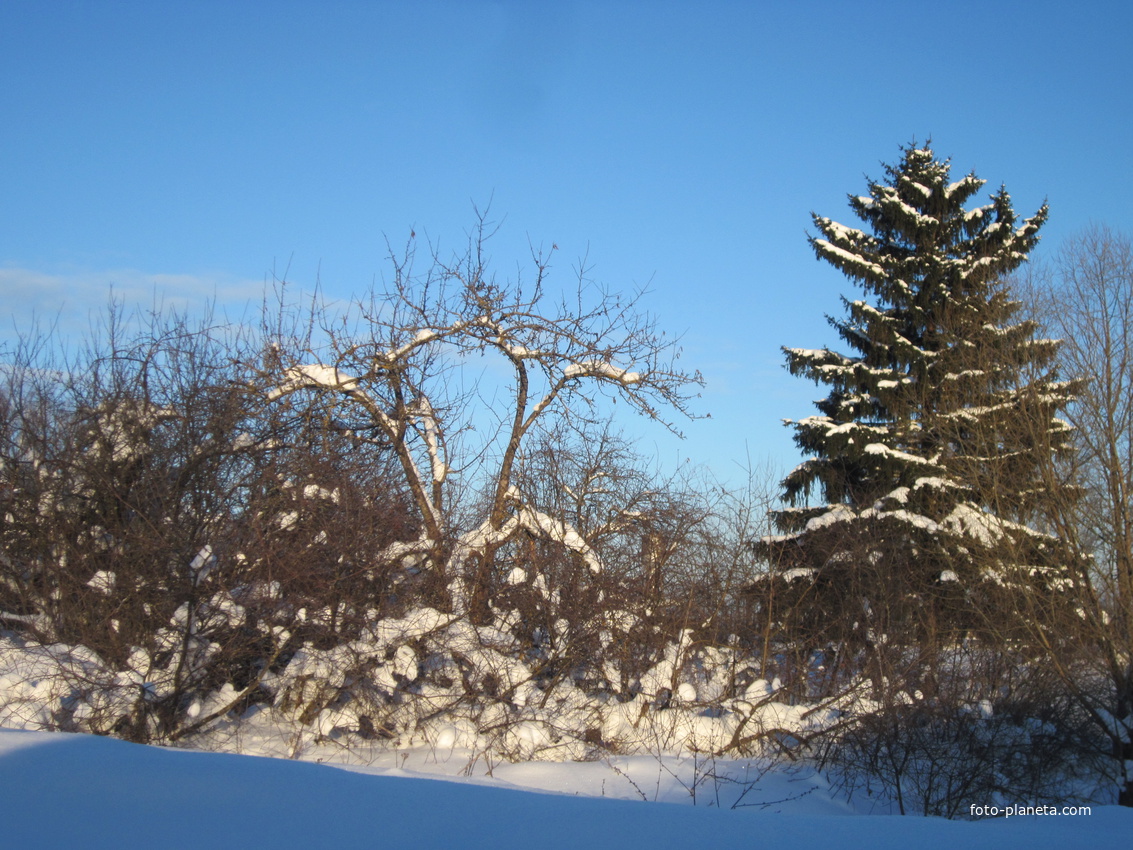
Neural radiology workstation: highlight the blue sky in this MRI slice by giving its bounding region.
[3,1,1131,485]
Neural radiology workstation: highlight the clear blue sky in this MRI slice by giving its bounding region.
[3,1,1131,485]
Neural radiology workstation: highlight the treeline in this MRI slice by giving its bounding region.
[1,147,1131,815]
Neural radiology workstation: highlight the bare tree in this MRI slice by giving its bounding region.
[1013,223,1133,804]
[1051,225,1133,606]
[261,216,703,622]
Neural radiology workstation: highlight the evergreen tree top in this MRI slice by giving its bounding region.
[771,142,1072,552]
[807,142,1048,314]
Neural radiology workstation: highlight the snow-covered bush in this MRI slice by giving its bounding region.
[0,301,421,741]
[817,644,1109,815]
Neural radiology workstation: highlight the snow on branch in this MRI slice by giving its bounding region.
[875,187,939,228]
[408,395,448,485]
[515,503,603,575]
[816,218,872,246]
[812,239,885,279]
[562,359,643,385]
[267,364,360,401]
[946,175,985,199]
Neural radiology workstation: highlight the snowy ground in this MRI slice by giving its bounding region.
[2,728,1128,849]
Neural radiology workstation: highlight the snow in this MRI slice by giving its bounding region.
[914,476,958,491]
[0,728,1127,849]
[877,189,939,228]
[85,570,115,593]
[877,508,940,533]
[410,395,448,484]
[189,545,215,584]
[946,176,985,198]
[817,217,870,245]
[944,503,1004,546]
[781,566,818,581]
[267,363,360,400]
[863,442,937,467]
[905,180,932,199]
[500,342,546,359]
[804,503,856,531]
[381,327,445,363]
[813,239,885,278]
[301,483,340,502]
[563,359,642,385]
[528,509,601,573]
[790,348,833,359]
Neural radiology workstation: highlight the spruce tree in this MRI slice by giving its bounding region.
[755,142,1080,652]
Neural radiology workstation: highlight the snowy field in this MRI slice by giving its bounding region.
[1,728,1128,849]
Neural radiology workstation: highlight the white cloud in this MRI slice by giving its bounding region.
[0,266,267,344]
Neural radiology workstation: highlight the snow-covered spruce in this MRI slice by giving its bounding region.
[752,142,1084,651]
